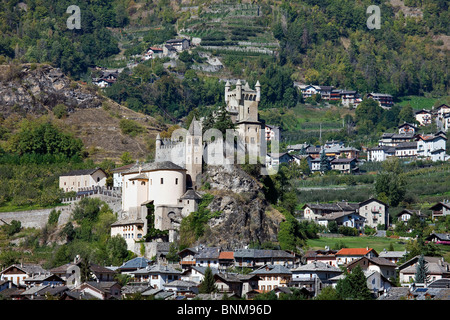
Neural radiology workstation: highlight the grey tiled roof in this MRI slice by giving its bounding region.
[233,249,295,259]
[195,247,221,259]
[291,261,342,273]
[250,264,292,275]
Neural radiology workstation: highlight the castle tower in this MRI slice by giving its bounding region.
[225,80,263,159]
[185,117,203,189]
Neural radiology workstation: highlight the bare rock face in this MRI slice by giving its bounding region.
[0,63,103,117]
[200,165,284,248]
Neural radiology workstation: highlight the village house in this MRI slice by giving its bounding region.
[394,141,418,159]
[165,38,190,52]
[194,247,221,269]
[130,264,182,290]
[266,152,293,168]
[49,256,116,287]
[213,273,243,296]
[398,256,450,284]
[181,266,218,284]
[233,249,298,269]
[429,201,450,220]
[23,273,65,288]
[59,167,107,192]
[111,163,134,188]
[415,109,432,126]
[367,93,394,109]
[316,210,365,231]
[72,281,122,300]
[378,249,407,264]
[305,248,338,267]
[398,208,427,223]
[265,124,279,141]
[289,261,342,296]
[425,233,450,245]
[250,264,292,292]
[358,198,389,229]
[378,132,416,147]
[110,209,146,249]
[303,198,388,229]
[163,44,178,58]
[330,157,358,174]
[178,247,198,270]
[346,256,398,281]
[335,248,378,266]
[324,144,359,159]
[144,47,163,60]
[339,90,362,108]
[435,104,450,120]
[398,123,417,135]
[0,264,49,288]
[416,132,447,161]
[302,201,359,221]
[91,70,119,88]
[163,280,198,297]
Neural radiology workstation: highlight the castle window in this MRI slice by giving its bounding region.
[161,178,164,184]
[175,178,178,185]
[248,107,250,114]
[141,181,145,185]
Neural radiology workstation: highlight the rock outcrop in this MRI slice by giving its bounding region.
[198,165,285,248]
[0,63,103,117]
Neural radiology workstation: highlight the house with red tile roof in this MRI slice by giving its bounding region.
[335,247,378,266]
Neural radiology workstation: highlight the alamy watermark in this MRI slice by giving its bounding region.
[366,5,381,30]
[66,5,81,30]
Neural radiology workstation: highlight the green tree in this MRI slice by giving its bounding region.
[375,158,405,207]
[414,254,430,284]
[319,148,330,173]
[199,266,217,294]
[315,285,341,300]
[336,265,373,300]
[105,235,129,266]
[120,152,134,166]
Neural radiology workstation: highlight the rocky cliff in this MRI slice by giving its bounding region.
[0,63,103,116]
[199,165,285,248]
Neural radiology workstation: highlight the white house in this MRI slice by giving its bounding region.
[443,113,450,132]
[59,168,107,192]
[0,264,49,288]
[250,264,292,292]
[416,133,447,161]
[111,163,134,188]
[265,124,279,141]
[194,247,221,269]
[346,256,398,281]
[266,152,293,168]
[131,264,182,290]
[316,211,365,231]
[415,109,432,126]
[181,266,219,284]
[290,261,342,295]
